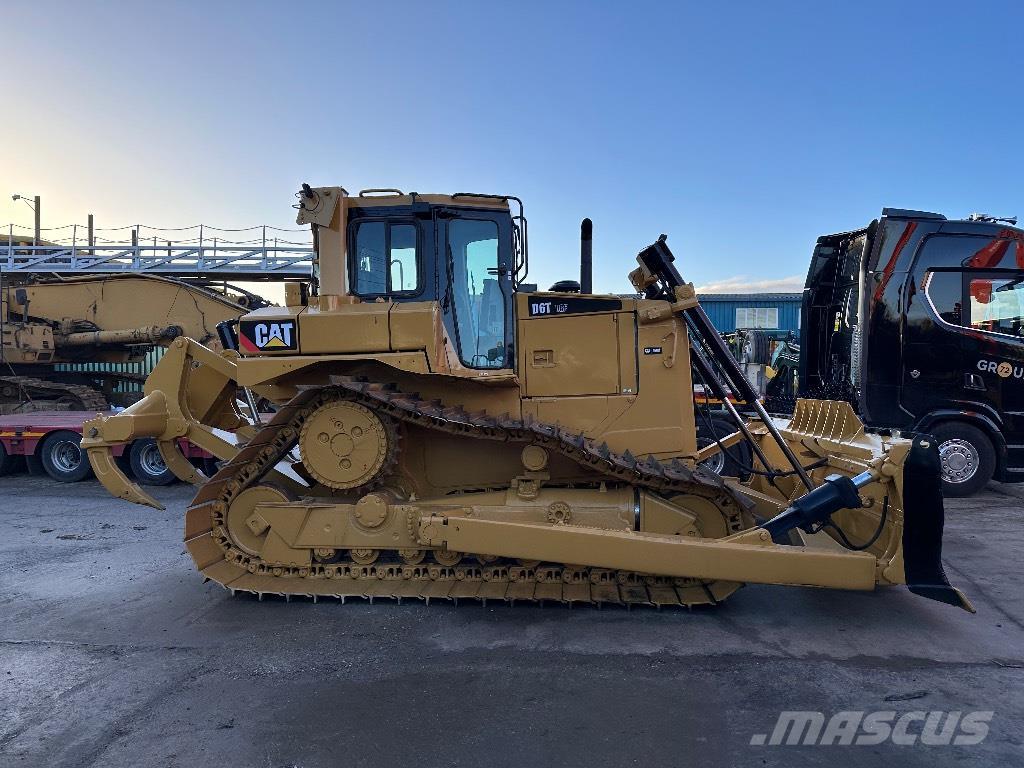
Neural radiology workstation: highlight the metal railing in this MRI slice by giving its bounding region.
[2,222,314,278]
[2,242,314,278]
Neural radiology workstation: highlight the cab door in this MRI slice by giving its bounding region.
[437,209,515,370]
[962,270,1024,467]
[900,269,966,421]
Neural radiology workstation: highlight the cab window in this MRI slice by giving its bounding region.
[448,218,506,368]
[924,270,965,326]
[968,274,1024,338]
[352,221,419,296]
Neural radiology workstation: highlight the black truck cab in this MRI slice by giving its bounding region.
[801,208,1024,495]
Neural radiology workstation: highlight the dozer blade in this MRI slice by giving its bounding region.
[757,419,973,612]
[902,435,974,612]
[763,398,971,610]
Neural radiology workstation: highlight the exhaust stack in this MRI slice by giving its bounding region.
[580,218,593,294]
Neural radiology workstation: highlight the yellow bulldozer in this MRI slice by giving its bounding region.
[82,185,970,611]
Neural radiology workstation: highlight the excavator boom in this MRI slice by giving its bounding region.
[1,274,263,412]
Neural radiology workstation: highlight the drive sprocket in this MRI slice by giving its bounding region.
[297,397,398,491]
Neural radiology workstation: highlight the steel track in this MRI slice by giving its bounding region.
[0,375,109,412]
[184,377,752,607]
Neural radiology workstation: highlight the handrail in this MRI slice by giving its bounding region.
[2,243,314,278]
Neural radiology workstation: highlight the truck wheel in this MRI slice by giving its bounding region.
[931,423,995,497]
[748,330,772,365]
[129,439,176,486]
[696,416,752,479]
[39,430,93,482]
[0,443,25,476]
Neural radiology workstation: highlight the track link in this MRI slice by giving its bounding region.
[0,375,109,412]
[185,379,752,607]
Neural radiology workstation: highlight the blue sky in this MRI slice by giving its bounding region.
[3,1,1022,294]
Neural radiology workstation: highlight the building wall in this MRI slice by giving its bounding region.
[697,293,802,335]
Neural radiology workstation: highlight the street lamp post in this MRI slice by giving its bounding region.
[12,194,40,245]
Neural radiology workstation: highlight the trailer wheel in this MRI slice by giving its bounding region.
[0,443,25,476]
[696,416,752,479]
[932,422,995,497]
[39,430,93,482]
[129,439,176,486]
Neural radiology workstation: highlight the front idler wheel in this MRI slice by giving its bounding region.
[225,485,294,556]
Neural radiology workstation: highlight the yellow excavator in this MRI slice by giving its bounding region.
[82,185,971,611]
[1,274,266,412]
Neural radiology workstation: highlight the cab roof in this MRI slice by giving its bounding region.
[344,189,511,211]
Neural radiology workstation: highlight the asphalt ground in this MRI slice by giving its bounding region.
[0,474,1021,767]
